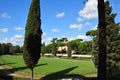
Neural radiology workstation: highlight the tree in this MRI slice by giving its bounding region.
[93,1,120,78]
[98,0,106,79]
[23,0,42,80]
[69,39,82,54]
[86,30,98,38]
[105,1,120,76]
[0,43,2,55]
[41,42,46,55]
[0,43,9,55]
[67,42,72,57]
[51,38,57,56]
[10,45,21,54]
[45,44,52,53]
[78,41,92,54]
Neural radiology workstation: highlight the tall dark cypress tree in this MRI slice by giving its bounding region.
[23,0,42,80]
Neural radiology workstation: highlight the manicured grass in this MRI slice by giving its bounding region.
[0,55,97,76]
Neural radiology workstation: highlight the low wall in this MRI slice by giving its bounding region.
[44,53,92,58]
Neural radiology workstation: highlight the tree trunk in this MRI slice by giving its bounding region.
[98,0,107,80]
[31,68,34,80]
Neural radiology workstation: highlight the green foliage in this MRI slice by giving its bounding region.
[41,42,46,55]
[23,0,42,69]
[78,41,92,54]
[93,1,120,70]
[0,43,23,55]
[45,38,92,55]
[69,39,81,53]
[86,30,98,37]
[51,38,57,56]
[0,43,9,54]
[67,42,72,57]
[45,44,52,53]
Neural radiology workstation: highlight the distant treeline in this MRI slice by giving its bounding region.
[0,43,23,55]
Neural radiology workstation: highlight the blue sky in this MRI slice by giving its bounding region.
[0,0,120,46]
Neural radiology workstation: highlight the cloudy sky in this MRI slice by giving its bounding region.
[0,0,120,46]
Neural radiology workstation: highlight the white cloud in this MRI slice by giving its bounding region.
[14,27,24,31]
[56,12,65,18]
[92,25,98,30]
[0,28,8,33]
[42,32,47,37]
[14,35,23,39]
[42,37,52,45]
[104,0,108,2]
[68,37,75,41]
[85,22,92,26]
[0,13,11,19]
[52,29,60,33]
[78,0,98,19]
[70,24,83,30]
[77,35,89,41]
[0,34,24,46]
[77,17,83,22]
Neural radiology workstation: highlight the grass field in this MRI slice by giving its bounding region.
[0,55,97,78]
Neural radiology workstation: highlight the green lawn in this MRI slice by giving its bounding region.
[0,55,97,76]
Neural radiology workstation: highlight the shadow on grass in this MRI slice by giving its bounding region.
[40,66,86,80]
[0,62,16,66]
[40,66,120,80]
[0,63,48,74]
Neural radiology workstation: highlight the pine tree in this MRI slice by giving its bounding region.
[23,0,42,80]
[105,1,120,74]
[93,1,120,77]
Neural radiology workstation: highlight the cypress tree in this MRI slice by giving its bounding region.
[52,38,57,56]
[67,42,72,57]
[23,0,42,79]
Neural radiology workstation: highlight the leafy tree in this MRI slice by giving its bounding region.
[0,43,2,55]
[51,38,57,56]
[69,39,82,53]
[10,45,21,54]
[41,42,46,55]
[0,43,9,55]
[23,0,42,80]
[86,30,98,38]
[45,44,52,53]
[78,41,92,54]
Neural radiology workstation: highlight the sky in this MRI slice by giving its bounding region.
[0,0,120,46]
